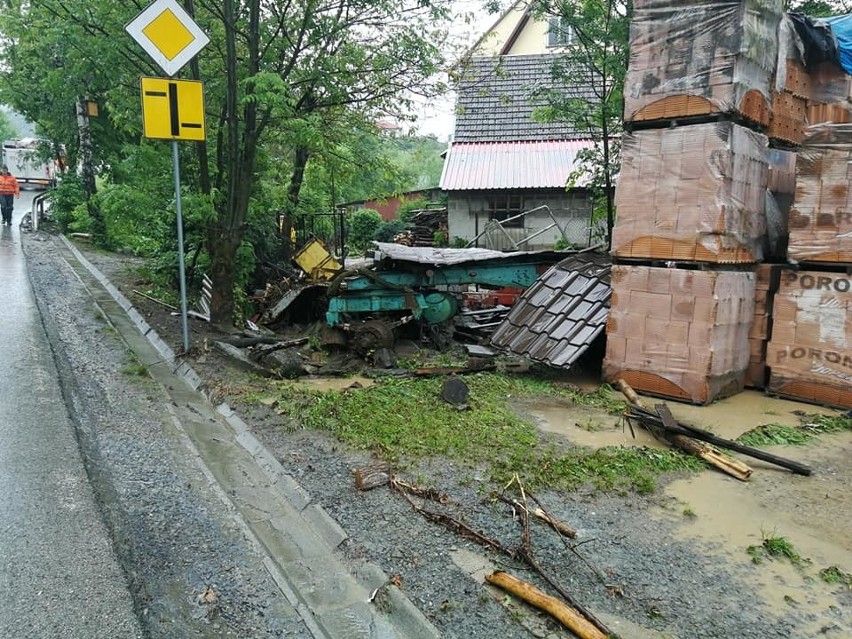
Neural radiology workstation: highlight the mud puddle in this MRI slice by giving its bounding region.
[526,398,664,449]
[529,389,852,635]
[660,430,852,637]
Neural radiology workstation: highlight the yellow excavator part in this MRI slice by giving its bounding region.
[293,238,343,281]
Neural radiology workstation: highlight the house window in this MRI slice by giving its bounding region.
[487,194,524,228]
[548,17,574,48]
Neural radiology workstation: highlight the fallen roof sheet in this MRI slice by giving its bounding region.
[490,252,611,369]
[439,140,595,191]
[371,242,565,266]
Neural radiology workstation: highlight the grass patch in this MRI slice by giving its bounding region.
[270,372,698,492]
[121,351,148,377]
[736,412,852,447]
[747,531,806,566]
[121,363,148,377]
[819,566,852,588]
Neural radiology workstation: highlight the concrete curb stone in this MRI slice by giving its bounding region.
[57,235,439,639]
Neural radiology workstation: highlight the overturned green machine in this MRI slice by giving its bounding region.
[324,242,564,351]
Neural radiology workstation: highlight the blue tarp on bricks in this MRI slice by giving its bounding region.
[823,15,852,75]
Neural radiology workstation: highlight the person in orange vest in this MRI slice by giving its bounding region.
[0,165,20,226]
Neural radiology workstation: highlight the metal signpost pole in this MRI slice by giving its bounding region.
[127,0,210,357]
[172,140,190,354]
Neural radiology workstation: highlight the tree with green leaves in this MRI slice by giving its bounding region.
[0,109,18,142]
[788,0,847,15]
[0,0,453,326]
[530,0,630,247]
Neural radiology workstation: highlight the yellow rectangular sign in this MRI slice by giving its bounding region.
[141,76,205,141]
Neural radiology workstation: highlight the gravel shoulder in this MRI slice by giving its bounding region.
[25,231,852,639]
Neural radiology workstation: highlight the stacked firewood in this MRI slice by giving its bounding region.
[393,208,448,247]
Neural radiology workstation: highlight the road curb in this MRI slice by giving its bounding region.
[57,234,440,639]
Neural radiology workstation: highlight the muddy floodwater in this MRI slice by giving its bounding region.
[527,389,852,637]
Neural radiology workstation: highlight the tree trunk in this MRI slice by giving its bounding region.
[281,145,310,263]
[207,231,241,325]
[76,96,102,241]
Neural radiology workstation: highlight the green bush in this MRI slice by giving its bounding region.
[347,208,382,252]
[93,183,166,254]
[48,175,87,232]
[373,219,408,242]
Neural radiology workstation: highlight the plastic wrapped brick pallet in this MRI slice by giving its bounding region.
[624,0,783,124]
[766,269,852,408]
[604,265,756,404]
[613,122,769,263]
[788,123,852,264]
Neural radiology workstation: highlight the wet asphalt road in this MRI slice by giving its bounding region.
[0,190,142,638]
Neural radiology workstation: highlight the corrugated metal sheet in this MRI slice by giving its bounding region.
[440,140,595,191]
[490,252,611,369]
[371,242,563,266]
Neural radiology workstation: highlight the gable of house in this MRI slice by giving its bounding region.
[469,1,569,57]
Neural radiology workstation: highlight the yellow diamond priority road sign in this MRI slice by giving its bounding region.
[141,77,206,141]
[126,0,209,77]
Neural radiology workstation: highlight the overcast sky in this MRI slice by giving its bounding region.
[411,1,497,141]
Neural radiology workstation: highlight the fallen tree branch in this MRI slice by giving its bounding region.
[132,289,178,311]
[485,571,608,639]
[626,405,813,476]
[614,380,753,481]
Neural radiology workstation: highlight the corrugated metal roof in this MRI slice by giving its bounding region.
[490,251,611,369]
[454,55,598,142]
[371,242,566,266]
[440,140,594,191]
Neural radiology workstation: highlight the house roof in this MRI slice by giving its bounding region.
[490,251,611,369]
[454,55,596,142]
[439,139,594,191]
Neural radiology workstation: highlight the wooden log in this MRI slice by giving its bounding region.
[353,462,392,490]
[532,508,578,539]
[485,571,608,639]
[656,405,752,482]
[615,378,645,407]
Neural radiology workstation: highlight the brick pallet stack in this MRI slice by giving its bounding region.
[763,123,852,408]
[604,0,784,404]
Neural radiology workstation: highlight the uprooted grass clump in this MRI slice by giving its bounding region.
[266,372,700,493]
[747,531,807,567]
[819,566,852,588]
[736,412,852,447]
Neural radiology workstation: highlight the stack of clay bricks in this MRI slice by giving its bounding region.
[604,0,784,404]
[606,1,852,408]
[763,123,852,408]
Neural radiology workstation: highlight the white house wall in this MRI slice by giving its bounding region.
[447,191,597,250]
[503,19,553,55]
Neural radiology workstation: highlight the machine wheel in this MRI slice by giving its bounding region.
[348,320,395,356]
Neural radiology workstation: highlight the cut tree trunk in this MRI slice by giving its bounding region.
[353,462,392,491]
[485,571,608,639]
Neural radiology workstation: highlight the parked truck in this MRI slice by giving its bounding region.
[2,138,57,188]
